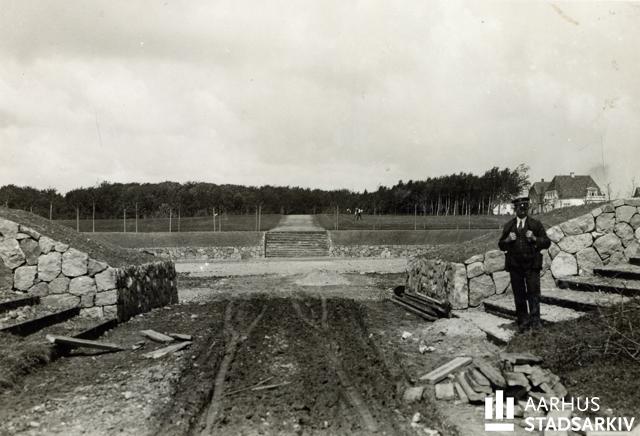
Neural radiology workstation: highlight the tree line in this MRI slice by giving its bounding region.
[0,165,528,219]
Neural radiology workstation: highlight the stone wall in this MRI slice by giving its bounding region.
[406,199,640,309]
[116,261,177,322]
[141,245,264,261]
[329,245,437,258]
[0,217,177,320]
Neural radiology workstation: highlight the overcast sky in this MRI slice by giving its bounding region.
[1,1,638,196]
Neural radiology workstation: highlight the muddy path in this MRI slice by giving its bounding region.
[157,296,411,436]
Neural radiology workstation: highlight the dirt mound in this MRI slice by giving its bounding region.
[293,270,352,286]
[0,207,154,267]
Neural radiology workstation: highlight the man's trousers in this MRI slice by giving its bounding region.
[509,268,541,328]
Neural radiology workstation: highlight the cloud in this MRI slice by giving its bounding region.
[0,0,638,195]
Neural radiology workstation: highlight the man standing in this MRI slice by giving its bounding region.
[498,195,550,332]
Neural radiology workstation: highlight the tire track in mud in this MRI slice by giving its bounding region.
[157,297,410,435]
[292,298,380,433]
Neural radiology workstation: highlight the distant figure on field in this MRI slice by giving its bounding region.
[355,208,363,221]
[498,194,550,333]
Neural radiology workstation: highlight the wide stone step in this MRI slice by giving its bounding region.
[593,264,640,280]
[483,294,583,323]
[630,257,640,266]
[453,310,515,344]
[557,276,640,296]
[540,287,629,311]
[0,306,81,336]
[0,295,40,314]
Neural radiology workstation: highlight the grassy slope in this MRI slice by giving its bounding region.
[507,304,640,418]
[0,207,154,267]
[417,203,604,263]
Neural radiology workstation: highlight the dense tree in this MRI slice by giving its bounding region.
[0,165,528,219]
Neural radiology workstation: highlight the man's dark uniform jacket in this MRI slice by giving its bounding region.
[498,216,550,270]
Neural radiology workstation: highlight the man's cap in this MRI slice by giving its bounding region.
[511,188,530,205]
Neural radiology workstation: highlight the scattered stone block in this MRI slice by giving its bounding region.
[464,371,492,394]
[38,236,55,254]
[19,239,41,265]
[503,372,531,390]
[435,380,455,400]
[500,352,543,364]
[455,371,486,403]
[453,382,468,403]
[474,360,506,388]
[513,364,535,374]
[403,386,425,403]
[550,252,578,278]
[14,265,37,291]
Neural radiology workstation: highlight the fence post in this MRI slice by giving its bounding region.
[169,208,172,233]
[123,207,126,233]
[76,207,79,232]
[135,202,138,233]
[92,202,95,233]
[414,204,417,230]
[49,202,52,221]
[178,206,181,232]
[213,207,216,232]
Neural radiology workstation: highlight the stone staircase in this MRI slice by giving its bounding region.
[264,231,330,258]
[0,291,116,339]
[456,256,640,344]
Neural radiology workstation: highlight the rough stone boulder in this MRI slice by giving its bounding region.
[559,214,594,235]
[95,267,118,291]
[558,233,593,254]
[444,262,468,309]
[62,248,89,277]
[38,251,61,282]
[551,252,578,278]
[14,265,37,291]
[69,276,97,296]
[0,238,26,269]
[576,247,603,275]
[492,270,511,295]
[596,213,615,233]
[614,222,635,247]
[593,233,623,259]
[19,239,41,266]
[616,205,637,223]
[466,261,485,278]
[0,218,19,238]
[469,275,495,306]
[546,226,564,243]
[49,276,70,294]
[483,250,505,274]
[630,214,640,230]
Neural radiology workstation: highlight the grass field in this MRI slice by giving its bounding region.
[94,231,263,248]
[316,214,508,231]
[56,214,283,233]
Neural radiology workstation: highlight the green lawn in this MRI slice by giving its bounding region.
[56,214,283,233]
[316,214,508,231]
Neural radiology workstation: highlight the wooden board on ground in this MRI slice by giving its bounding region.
[46,334,126,351]
[143,341,192,359]
[168,333,192,341]
[455,371,486,403]
[140,329,175,343]
[500,352,543,365]
[474,360,506,388]
[453,381,469,403]
[419,356,473,384]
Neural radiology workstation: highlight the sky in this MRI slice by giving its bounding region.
[1,0,639,197]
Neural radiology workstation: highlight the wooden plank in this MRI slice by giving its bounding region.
[453,381,469,403]
[46,334,126,351]
[168,333,192,341]
[143,341,192,359]
[474,360,506,389]
[455,371,485,403]
[390,297,437,321]
[500,352,543,365]
[140,329,175,343]
[419,356,473,384]
[464,371,492,394]
[503,372,531,390]
[469,368,491,387]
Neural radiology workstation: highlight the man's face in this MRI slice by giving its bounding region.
[515,201,529,219]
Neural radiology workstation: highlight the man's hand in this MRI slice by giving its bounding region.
[526,230,536,242]
[507,232,517,242]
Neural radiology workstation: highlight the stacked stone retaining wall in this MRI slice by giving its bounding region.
[406,199,640,309]
[0,217,177,320]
